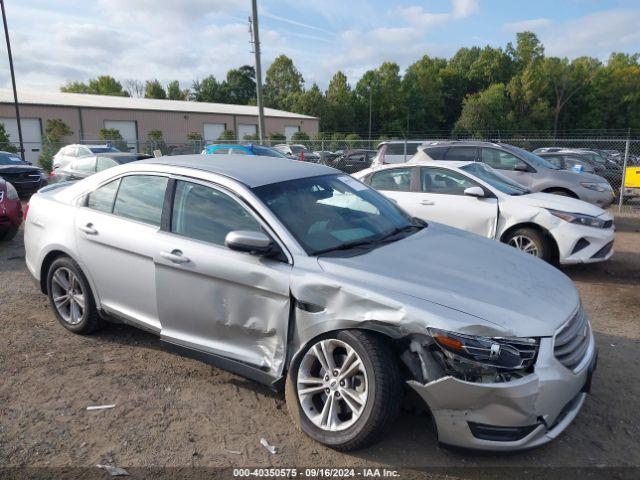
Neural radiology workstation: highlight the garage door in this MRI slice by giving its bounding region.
[0,117,42,164]
[204,123,226,142]
[284,125,299,141]
[238,124,257,140]
[104,120,137,151]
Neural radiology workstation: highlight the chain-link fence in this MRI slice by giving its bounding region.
[5,132,639,214]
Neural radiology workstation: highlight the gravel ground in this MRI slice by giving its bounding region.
[1,215,639,478]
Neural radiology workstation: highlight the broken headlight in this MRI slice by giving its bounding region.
[428,328,538,370]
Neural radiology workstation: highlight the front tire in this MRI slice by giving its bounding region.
[285,330,401,451]
[504,227,551,262]
[46,256,103,334]
[0,226,18,242]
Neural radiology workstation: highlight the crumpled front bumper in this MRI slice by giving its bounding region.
[408,334,597,451]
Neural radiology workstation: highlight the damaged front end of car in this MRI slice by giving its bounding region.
[398,316,597,451]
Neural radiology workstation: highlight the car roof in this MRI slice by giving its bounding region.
[138,154,337,188]
[403,159,474,168]
[206,144,251,149]
[419,140,504,148]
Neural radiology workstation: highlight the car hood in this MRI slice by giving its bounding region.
[510,192,607,217]
[0,164,42,174]
[317,224,579,337]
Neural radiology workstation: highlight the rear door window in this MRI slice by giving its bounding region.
[112,175,168,226]
[481,148,527,171]
[444,147,477,161]
[370,168,413,191]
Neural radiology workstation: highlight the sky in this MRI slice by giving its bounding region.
[1,0,640,93]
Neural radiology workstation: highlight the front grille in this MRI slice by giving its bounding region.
[554,307,591,371]
[592,241,613,259]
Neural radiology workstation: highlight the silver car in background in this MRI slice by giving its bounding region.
[413,141,615,208]
[24,155,597,451]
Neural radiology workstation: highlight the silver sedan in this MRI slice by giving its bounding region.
[24,155,597,451]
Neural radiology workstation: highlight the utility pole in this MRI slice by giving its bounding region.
[250,0,266,143]
[368,86,372,147]
[1,0,23,158]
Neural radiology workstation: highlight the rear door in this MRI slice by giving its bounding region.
[155,178,292,376]
[480,147,535,189]
[412,167,498,237]
[75,174,169,332]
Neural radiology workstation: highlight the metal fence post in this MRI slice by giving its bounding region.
[617,136,631,212]
[403,137,407,162]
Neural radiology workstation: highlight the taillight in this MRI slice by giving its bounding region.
[23,203,29,221]
[49,170,55,176]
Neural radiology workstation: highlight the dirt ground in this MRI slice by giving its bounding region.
[1,213,639,478]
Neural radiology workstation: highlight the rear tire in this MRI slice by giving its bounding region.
[503,227,552,262]
[286,330,401,451]
[46,256,104,334]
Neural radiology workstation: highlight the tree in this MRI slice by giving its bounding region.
[124,79,144,97]
[455,83,514,137]
[264,55,304,110]
[507,32,544,69]
[145,79,167,99]
[324,71,355,133]
[191,75,224,103]
[402,55,447,131]
[292,83,325,125]
[0,123,17,153]
[144,129,168,155]
[345,133,361,149]
[99,128,128,152]
[221,66,256,104]
[542,56,600,135]
[167,80,188,100]
[186,131,203,153]
[39,119,73,172]
[61,76,129,96]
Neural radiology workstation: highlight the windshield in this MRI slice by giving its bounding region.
[461,163,529,195]
[252,146,288,158]
[289,145,305,154]
[89,146,120,153]
[253,174,419,255]
[0,153,26,165]
[507,146,560,170]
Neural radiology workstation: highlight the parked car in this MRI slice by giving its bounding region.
[537,151,621,189]
[416,141,615,208]
[49,153,152,183]
[0,178,22,241]
[273,144,320,162]
[354,161,614,264]
[314,150,338,163]
[25,154,596,452]
[373,140,424,164]
[533,148,621,172]
[52,144,121,170]
[325,149,377,173]
[203,144,288,158]
[0,151,47,197]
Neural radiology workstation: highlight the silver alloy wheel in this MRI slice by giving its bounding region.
[297,339,369,432]
[50,267,85,325]
[508,235,540,256]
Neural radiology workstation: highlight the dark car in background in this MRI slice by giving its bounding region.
[0,151,47,197]
[537,151,621,189]
[50,153,152,183]
[325,149,377,173]
[0,178,23,241]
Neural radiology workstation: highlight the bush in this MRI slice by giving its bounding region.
[0,123,18,153]
[268,132,286,144]
[144,129,168,155]
[39,119,73,172]
[345,133,361,149]
[99,128,129,152]
[217,129,235,141]
[291,130,310,142]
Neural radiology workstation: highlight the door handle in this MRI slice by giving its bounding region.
[160,249,190,264]
[79,223,98,235]
[420,200,435,205]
